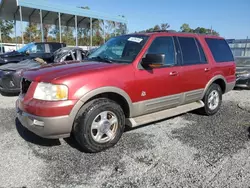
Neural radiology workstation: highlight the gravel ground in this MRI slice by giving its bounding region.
[0,90,250,188]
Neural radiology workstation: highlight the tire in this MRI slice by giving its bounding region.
[73,98,125,153]
[0,91,19,96]
[199,83,222,116]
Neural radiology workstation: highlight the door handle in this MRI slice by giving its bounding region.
[169,71,178,76]
[204,68,211,72]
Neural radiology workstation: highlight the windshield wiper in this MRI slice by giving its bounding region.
[89,56,114,63]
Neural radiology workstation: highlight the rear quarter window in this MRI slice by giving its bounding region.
[205,38,234,62]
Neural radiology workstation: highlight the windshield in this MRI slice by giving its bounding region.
[235,57,250,67]
[17,43,35,53]
[88,35,149,63]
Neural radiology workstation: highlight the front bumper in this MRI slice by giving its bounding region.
[16,99,73,139]
[235,77,250,88]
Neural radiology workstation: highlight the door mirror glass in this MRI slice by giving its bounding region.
[141,54,165,68]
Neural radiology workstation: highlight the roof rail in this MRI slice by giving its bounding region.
[150,30,177,33]
[178,31,218,36]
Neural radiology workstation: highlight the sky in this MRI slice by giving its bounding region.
[3,0,249,39]
[47,0,250,39]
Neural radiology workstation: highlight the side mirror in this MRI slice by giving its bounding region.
[141,54,165,68]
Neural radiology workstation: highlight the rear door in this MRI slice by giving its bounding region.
[177,36,210,103]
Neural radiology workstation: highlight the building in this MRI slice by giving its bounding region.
[0,0,128,51]
[226,38,250,57]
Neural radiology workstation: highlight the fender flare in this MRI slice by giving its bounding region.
[69,86,133,119]
[202,75,227,98]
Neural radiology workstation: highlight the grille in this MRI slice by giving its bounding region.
[21,78,31,94]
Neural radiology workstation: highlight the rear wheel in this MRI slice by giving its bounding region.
[199,83,222,116]
[73,98,125,153]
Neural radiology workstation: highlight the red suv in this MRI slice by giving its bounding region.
[16,31,236,152]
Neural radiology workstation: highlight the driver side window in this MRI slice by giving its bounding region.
[147,37,176,66]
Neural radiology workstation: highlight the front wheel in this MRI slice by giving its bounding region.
[199,83,222,116]
[73,98,125,153]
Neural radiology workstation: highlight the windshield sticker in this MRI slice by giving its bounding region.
[128,37,143,43]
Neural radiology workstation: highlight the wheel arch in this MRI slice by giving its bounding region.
[70,87,133,121]
[202,75,227,98]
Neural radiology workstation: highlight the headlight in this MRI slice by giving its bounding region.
[33,82,68,101]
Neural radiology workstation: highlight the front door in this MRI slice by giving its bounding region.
[134,36,183,116]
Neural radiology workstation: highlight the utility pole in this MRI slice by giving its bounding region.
[0,27,2,53]
[244,36,248,56]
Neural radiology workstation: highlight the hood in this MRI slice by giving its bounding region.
[0,50,23,58]
[0,59,41,71]
[23,61,122,82]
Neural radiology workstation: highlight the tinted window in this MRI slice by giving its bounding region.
[147,37,175,66]
[205,38,234,62]
[178,37,200,65]
[195,39,207,62]
[29,44,45,53]
[50,43,63,53]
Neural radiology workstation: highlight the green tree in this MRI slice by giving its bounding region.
[153,24,160,31]
[161,23,170,30]
[43,24,52,42]
[92,30,103,45]
[180,23,193,32]
[24,23,38,42]
[135,22,171,33]
[180,23,219,36]
[78,6,105,45]
[0,20,14,43]
[63,26,75,45]
[116,15,128,35]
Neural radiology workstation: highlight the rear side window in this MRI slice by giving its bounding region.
[205,38,234,62]
[178,37,201,65]
[50,43,63,53]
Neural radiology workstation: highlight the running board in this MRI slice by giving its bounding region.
[126,100,204,127]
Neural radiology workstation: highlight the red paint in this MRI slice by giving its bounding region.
[17,32,236,117]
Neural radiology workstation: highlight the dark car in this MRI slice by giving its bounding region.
[0,42,66,65]
[235,56,250,89]
[0,46,87,95]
